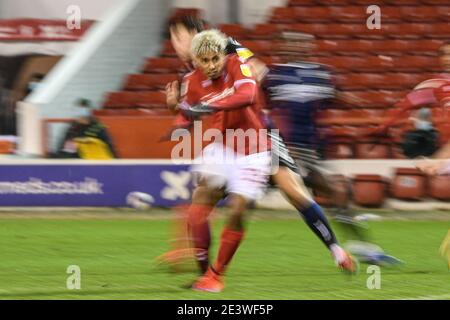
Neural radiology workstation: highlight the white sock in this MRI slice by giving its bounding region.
[330,244,346,264]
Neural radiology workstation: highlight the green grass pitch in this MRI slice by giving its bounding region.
[0,209,448,300]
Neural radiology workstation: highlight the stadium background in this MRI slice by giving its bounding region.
[0,0,448,300]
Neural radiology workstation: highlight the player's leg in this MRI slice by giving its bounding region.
[157,142,227,273]
[155,182,222,273]
[192,150,271,292]
[185,179,224,273]
[273,166,357,273]
[306,165,402,266]
[192,193,248,293]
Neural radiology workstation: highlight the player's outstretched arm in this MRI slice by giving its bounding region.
[210,80,257,110]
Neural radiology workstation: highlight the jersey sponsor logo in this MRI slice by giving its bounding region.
[236,47,254,60]
[240,64,253,77]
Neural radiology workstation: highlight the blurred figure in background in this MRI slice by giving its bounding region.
[263,31,402,267]
[371,43,450,137]
[54,98,117,159]
[402,107,439,159]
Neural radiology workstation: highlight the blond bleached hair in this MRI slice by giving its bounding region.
[191,29,228,57]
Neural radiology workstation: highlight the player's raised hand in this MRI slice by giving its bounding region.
[166,80,180,111]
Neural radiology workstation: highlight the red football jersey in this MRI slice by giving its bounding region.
[178,54,269,155]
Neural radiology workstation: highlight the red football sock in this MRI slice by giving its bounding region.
[187,204,214,273]
[212,227,245,275]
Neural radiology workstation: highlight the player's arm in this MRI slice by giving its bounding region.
[160,76,197,141]
[208,60,257,110]
[371,88,438,135]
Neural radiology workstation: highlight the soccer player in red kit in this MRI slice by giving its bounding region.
[175,29,272,292]
[158,16,358,278]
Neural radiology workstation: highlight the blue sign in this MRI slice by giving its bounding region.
[0,163,192,207]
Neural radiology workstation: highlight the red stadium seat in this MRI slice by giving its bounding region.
[315,0,351,5]
[94,108,169,116]
[270,7,298,23]
[287,24,329,37]
[161,40,176,57]
[392,56,441,72]
[321,126,353,138]
[428,175,450,200]
[248,24,280,39]
[325,140,355,159]
[371,40,410,56]
[358,108,386,119]
[355,140,391,159]
[401,6,440,22]
[218,24,249,38]
[352,175,386,207]
[408,40,446,56]
[135,91,167,108]
[258,56,283,65]
[377,6,403,22]
[421,0,450,4]
[289,23,368,39]
[291,7,331,22]
[337,73,426,91]
[390,143,408,159]
[316,108,347,121]
[315,40,375,55]
[358,56,395,72]
[272,7,332,23]
[390,168,426,200]
[379,73,427,90]
[351,0,383,4]
[355,24,400,40]
[124,74,178,91]
[238,40,273,53]
[390,24,431,39]
[428,23,450,39]
[330,6,367,23]
[143,57,185,73]
[335,74,386,90]
[320,56,367,72]
[103,91,139,108]
[436,123,450,146]
[435,6,450,21]
[287,0,318,6]
[170,8,203,19]
[345,91,404,108]
[384,0,422,4]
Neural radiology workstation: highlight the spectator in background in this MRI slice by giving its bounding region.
[54,99,117,159]
[402,108,439,159]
